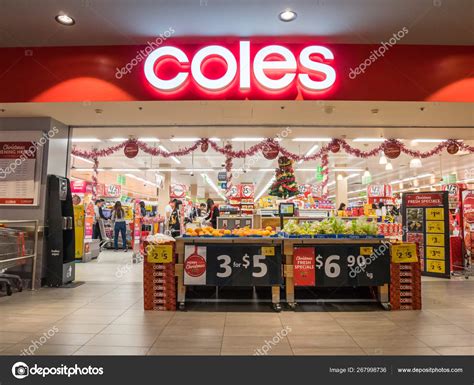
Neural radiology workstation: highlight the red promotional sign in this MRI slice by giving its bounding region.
[239,183,254,199]
[124,141,139,158]
[71,180,92,194]
[97,184,122,198]
[405,193,444,207]
[0,142,36,159]
[170,183,187,198]
[294,247,315,286]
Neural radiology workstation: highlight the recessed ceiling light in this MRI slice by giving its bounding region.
[55,14,75,26]
[279,9,297,22]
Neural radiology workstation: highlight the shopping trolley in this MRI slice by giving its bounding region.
[0,227,26,295]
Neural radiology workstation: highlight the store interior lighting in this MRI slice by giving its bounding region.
[279,9,297,22]
[231,137,265,142]
[138,137,160,142]
[201,173,226,200]
[71,154,94,164]
[297,144,318,164]
[125,173,158,187]
[254,177,276,201]
[353,138,385,142]
[410,158,423,168]
[379,154,388,165]
[159,145,181,164]
[71,138,100,143]
[292,138,332,142]
[385,162,393,170]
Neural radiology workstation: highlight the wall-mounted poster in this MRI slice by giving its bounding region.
[0,141,39,205]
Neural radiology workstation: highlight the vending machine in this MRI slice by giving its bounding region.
[44,175,75,286]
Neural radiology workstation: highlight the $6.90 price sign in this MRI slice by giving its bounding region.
[313,244,390,287]
[207,244,282,286]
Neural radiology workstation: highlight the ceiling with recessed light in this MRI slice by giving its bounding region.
[0,0,472,47]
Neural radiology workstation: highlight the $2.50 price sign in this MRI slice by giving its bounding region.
[184,244,282,286]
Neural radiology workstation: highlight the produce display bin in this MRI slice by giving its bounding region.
[175,237,284,311]
[283,238,391,310]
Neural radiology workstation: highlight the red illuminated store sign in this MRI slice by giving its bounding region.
[143,41,336,96]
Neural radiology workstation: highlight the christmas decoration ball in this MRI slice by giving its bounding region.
[447,142,459,155]
[330,142,340,153]
[201,141,209,153]
[262,145,279,160]
[124,141,139,158]
[384,142,401,159]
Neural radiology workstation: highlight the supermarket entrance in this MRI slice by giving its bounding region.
[65,99,473,310]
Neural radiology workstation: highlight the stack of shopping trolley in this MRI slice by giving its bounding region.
[0,227,25,295]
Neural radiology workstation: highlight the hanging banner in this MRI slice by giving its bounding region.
[170,184,187,199]
[402,191,450,278]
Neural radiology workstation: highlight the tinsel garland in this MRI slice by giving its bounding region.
[92,157,99,201]
[224,143,233,198]
[71,138,472,161]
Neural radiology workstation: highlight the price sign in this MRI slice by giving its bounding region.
[426,246,445,260]
[426,221,444,233]
[426,208,444,221]
[298,244,390,287]
[426,233,445,247]
[147,245,173,263]
[391,243,418,263]
[426,259,445,274]
[185,244,282,286]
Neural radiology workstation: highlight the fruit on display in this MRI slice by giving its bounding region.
[283,218,379,236]
[185,226,276,237]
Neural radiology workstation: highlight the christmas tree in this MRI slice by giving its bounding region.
[269,156,299,198]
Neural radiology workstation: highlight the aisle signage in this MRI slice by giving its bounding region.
[402,191,450,278]
[144,41,336,94]
[184,244,282,286]
[147,245,173,264]
[391,243,418,263]
[293,243,390,287]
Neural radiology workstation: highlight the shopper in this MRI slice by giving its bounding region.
[164,199,173,229]
[112,201,127,252]
[169,199,182,238]
[140,201,147,217]
[199,203,207,216]
[338,203,346,211]
[93,200,107,241]
[205,198,220,228]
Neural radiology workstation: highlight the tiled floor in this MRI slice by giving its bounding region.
[0,250,472,356]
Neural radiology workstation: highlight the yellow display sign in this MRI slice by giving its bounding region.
[391,243,418,263]
[426,221,444,234]
[73,205,85,260]
[426,208,444,221]
[426,246,445,260]
[147,245,173,263]
[427,259,445,274]
[360,247,373,256]
[426,233,445,247]
[261,246,275,256]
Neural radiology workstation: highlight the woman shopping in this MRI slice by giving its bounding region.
[169,199,182,238]
[112,201,127,251]
[205,198,220,229]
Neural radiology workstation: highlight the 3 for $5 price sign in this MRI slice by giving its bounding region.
[184,244,282,286]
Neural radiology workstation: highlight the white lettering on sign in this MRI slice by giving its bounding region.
[144,41,336,93]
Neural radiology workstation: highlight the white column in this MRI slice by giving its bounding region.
[335,172,348,209]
